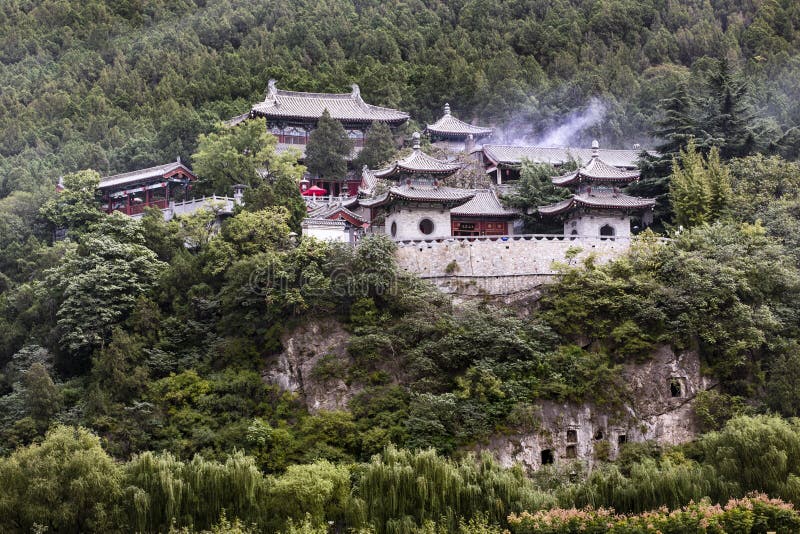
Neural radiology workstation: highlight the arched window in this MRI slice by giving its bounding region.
[419,218,434,235]
[600,224,615,240]
[390,221,397,238]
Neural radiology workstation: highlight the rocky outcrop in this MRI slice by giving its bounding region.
[477,346,710,472]
[263,319,359,413]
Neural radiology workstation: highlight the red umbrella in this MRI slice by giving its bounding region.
[302,185,327,196]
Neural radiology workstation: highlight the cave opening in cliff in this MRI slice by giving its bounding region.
[566,429,577,443]
[541,449,554,465]
[566,445,577,458]
[670,378,683,397]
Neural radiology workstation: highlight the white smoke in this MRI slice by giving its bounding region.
[531,98,607,147]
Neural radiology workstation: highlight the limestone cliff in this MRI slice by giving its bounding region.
[477,346,712,471]
[263,318,359,413]
[266,319,711,471]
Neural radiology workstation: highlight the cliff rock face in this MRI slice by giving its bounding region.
[478,346,709,472]
[263,319,358,413]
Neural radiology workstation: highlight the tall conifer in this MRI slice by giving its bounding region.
[305,109,353,181]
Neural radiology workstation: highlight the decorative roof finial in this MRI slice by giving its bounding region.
[351,83,361,99]
[412,132,421,150]
[177,155,181,164]
[267,79,278,99]
[591,139,599,158]
[444,103,451,116]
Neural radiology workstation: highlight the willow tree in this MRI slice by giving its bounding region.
[0,426,123,533]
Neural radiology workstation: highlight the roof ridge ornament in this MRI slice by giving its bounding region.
[412,132,421,151]
[444,103,451,116]
[591,139,600,158]
[267,79,278,100]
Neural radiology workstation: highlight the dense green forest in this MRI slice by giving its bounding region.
[5,0,800,532]
[3,0,800,195]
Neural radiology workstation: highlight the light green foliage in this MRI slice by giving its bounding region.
[0,426,123,533]
[125,450,267,532]
[42,214,167,362]
[39,170,102,232]
[192,118,299,193]
[221,207,292,255]
[357,445,555,533]
[270,460,352,528]
[305,109,353,181]
[669,140,732,228]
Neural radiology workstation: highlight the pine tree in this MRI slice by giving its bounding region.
[653,82,697,157]
[355,121,397,169]
[305,109,353,181]
[669,139,712,228]
[705,146,732,217]
[702,59,757,159]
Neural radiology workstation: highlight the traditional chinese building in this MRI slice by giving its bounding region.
[303,198,368,243]
[425,103,493,152]
[372,132,462,182]
[474,144,654,184]
[230,80,408,158]
[361,184,477,240]
[449,190,518,236]
[538,141,656,238]
[99,159,196,216]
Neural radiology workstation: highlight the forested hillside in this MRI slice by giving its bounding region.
[6,0,800,532]
[3,0,800,196]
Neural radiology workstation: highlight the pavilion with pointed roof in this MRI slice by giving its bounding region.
[373,132,462,180]
[426,103,493,152]
[538,141,655,239]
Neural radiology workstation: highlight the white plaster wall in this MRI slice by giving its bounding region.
[564,214,631,238]
[303,226,349,242]
[385,207,451,240]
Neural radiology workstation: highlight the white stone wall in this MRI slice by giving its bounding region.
[564,214,632,238]
[385,206,452,240]
[396,235,629,278]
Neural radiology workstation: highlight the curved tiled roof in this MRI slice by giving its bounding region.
[538,191,656,216]
[478,145,655,169]
[362,184,475,207]
[426,104,493,138]
[100,161,195,189]
[450,190,517,217]
[373,134,462,178]
[552,156,640,186]
[307,203,366,224]
[250,81,409,123]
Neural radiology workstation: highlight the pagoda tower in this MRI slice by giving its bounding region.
[538,141,655,238]
[425,103,493,152]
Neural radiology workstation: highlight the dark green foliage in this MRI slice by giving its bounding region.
[501,162,570,233]
[355,121,398,169]
[304,109,352,181]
